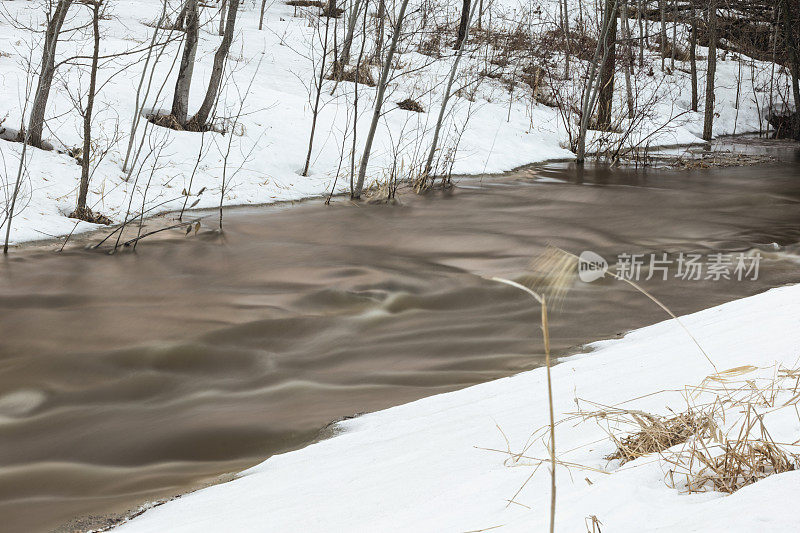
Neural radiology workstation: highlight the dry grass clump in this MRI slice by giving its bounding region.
[331,64,376,87]
[535,28,599,62]
[605,410,713,464]
[396,98,424,113]
[669,426,799,493]
[657,40,691,62]
[417,30,444,58]
[478,68,503,80]
[588,365,800,495]
[472,24,532,54]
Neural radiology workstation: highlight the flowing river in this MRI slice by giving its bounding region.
[2,140,800,532]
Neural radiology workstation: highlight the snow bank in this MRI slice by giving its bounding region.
[0,0,785,244]
[114,283,800,532]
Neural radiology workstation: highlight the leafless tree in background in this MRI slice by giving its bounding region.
[454,0,470,49]
[218,0,228,36]
[73,0,103,219]
[702,0,717,141]
[189,0,241,129]
[354,0,411,198]
[781,0,800,138]
[596,0,618,130]
[25,0,73,148]
[171,0,199,124]
[303,6,333,176]
[425,0,476,181]
[690,3,698,111]
[335,0,363,78]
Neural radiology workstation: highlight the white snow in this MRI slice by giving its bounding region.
[0,0,789,244]
[113,283,800,533]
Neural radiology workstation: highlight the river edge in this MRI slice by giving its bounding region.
[35,137,799,532]
[110,284,800,533]
[10,135,797,255]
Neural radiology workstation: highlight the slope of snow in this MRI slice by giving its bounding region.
[114,283,800,532]
[0,0,787,244]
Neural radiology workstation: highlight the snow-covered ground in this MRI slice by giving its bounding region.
[112,283,800,533]
[0,0,789,244]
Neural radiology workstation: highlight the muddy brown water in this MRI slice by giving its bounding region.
[2,141,800,532]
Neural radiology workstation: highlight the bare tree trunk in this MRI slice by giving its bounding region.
[218,0,228,36]
[336,0,363,76]
[190,0,240,128]
[174,0,189,31]
[768,4,779,121]
[702,0,717,141]
[690,3,698,111]
[670,0,677,70]
[596,0,618,130]
[781,0,800,139]
[76,0,102,214]
[302,9,332,176]
[375,0,385,62]
[349,4,369,197]
[562,0,571,78]
[659,0,666,70]
[353,0,411,199]
[637,0,644,66]
[455,0,470,49]
[259,0,267,30]
[25,0,73,149]
[621,0,634,118]
[425,0,476,180]
[577,0,619,163]
[171,0,199,124]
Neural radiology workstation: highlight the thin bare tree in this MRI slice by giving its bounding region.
[702,0,717,141]
[659,0,667,70]
[781,0,800,138]
[621,0,634,118]
[123,0,169,172]
[424,0,477,181]
[353,0,411,198]
[302,6,333,176]
[690,2,698,111]
[75,0,103,218]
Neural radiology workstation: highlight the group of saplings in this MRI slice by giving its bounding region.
[10,0,240,231]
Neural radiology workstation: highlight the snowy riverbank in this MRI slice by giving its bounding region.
[0,0,787,245]
[112,283,800,532]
